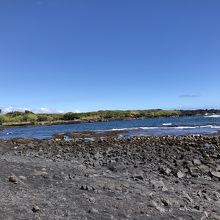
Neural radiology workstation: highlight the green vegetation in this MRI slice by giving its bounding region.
[0,108,219,126]
[63,112,80,120]
[77,109,180,120]
[0,111,63,125]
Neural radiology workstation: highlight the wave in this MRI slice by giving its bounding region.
[6,132,13,135]
[95,127,140,132]
[162,123,172,126]
[199,125,220,129]
[96,125,220,132]
[204,115,220,118]
[172,125,220,129]
[110,127,141,131]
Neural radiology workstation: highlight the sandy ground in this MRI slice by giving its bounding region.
[0,135,220,219]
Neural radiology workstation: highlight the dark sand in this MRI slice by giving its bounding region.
[0,135,220,219]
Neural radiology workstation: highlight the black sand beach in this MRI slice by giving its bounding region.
[0,135,220,219]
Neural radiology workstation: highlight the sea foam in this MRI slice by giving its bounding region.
[204,115,220,118]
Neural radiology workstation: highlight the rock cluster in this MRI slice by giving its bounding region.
[0,135,219,219]
[11,135,220,180]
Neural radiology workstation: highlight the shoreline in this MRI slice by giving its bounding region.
[1,123,220,141]
[0,115,181,133]
[1,109,220,129]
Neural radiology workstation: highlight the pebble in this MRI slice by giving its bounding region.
[19,176,27,180]
[177,171,185,178]
[150,180,165,189]
[210,171,220,179]
[88,208,99,214]
[32,205,40,213]
[88,197,96,203]
[80,185,95,191]
[212,214,220,220]
[193,159,201,166]
[33,170,48,177]
[161,198,171,207]
[204,143,213,149]
[133,175,144,181]
[8,175,19,184]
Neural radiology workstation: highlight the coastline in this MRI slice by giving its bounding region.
[1,108,220,129]
[1,113,220,140]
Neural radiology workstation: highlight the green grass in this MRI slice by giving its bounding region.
[0,109,181,126]
[1,108,219,126]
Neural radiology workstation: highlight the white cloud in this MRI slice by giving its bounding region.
[1,107,64,114]
[31,108,65,114]
[1,107,31,114]
[74,109,81,113]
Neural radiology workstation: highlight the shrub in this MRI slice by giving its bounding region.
[63,112,80,120]
[26,114,38,123]
[37,115,49,122]
[6,111,25,117]
[0,115,5,125]
[46,116,54,122]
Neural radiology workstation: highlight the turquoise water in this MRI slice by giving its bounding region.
[0,115,220,139]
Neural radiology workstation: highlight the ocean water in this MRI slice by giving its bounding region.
[0,115,220,140]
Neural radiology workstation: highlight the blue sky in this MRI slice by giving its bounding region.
[0,0,220,113]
